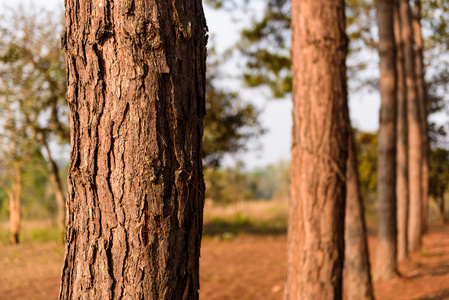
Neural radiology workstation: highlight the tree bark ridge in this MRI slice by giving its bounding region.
[60,1,208,299]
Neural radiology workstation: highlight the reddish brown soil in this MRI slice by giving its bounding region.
[1,224,449,299]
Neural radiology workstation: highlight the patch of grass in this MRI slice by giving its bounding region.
[22,227,62,243]
[203,203,287,237]
[0,221,62,245]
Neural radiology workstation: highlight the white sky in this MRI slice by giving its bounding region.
[0,0,382,169]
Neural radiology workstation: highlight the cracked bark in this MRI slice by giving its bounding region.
[59,0,207,299]
[285,1,349,299]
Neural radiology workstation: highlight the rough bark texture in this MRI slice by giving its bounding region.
[59,1,208,299]
[43,139,66,235]
[8,162,22,245]
[412,0,429,234]
[286,1,349,299]
[374,0,398,281]
[394,0,409,262]
[399,0,423,252]
[344,129,374,300]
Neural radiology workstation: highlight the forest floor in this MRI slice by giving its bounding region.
[1,222,449,299]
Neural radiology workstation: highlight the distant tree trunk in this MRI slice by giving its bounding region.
[42,138,66,235]
[374,0,398,280]
[59,0,208,299]
[394,0,409,262]
[438,195,446,223]
[344,129,374,300]
[412,0,429,234]
[8,161,22,244]
[286,1,349,299]
[399,0,423,252]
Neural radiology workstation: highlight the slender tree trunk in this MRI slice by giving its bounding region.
[9,161,22,244]
[438,195,446,223]
[399,0,423,252]
[59,1,208,299]
[374,0,398,281]
[412,0,429,234]
[394,0,409,262]
[286,1,349,299]
[42,138,66,236]
[344,129,374,300]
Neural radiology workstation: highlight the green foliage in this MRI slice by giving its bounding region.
[429,147,449,201]
[355,131,378,200]
[0,5,68,143]
[204,160,289,204]
[0,150,56,221]
[248,160,289,200]
[205,162,256,204]
[0,5,67,223]
[203,47,264,167]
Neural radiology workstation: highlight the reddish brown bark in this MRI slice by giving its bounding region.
[412,0,429,234]
[344,129,374,300]
[398,0,423,252]
[8,161,22,244]
[59,0,208,299]
[374,0,398,280]
[394,0,409,262]
[286,1,349,299]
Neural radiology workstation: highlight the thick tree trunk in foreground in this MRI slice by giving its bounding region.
[374,0,398,281]
[344,129,374,300]
[59,1,207,299]
[399,0,423,252]
[412,0,429,234]
[43,139,66,235]
[286,1,349,299]
[8,162,22,244]
[394,0,409,262]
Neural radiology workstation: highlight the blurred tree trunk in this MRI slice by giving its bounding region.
[42,138,66,236]
[412,0,429,234]
[394,0,409,262]
[344,129,374,300]
[8,161,22,244]
[374,0,398,280]
[285,1,349,299]
[59,0,208,299]
[438,195,446,223]
[399,0,423,252]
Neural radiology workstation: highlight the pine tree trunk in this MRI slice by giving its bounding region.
[344,129,374,300]
[9,161,22,244]
[374,0,398,281]
[398,0,423,252]
[412,0,429,234]
[43,139,66,236]
[286,1,349,299]
[59,1,208,299]
[394,0,409,262]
